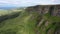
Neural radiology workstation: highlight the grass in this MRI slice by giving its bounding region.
[44,13,60,22]
[0,10,41,34]
[41,13,60,34]
[0,9,22,16]
[0,10,60,34]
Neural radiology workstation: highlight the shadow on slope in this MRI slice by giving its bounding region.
[0,12,21,23]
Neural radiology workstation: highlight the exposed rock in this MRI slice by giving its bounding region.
[25,5,60,34]
[25,5,60,16]
[47,28,55,34]
[55,28,60,34]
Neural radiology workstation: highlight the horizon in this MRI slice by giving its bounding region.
[0,0,60,7]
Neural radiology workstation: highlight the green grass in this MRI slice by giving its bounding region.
[44,13,60,22]
[0,10,60,34]
[40,13,60,34]
[0,9,22,16]
[0,11,41,34]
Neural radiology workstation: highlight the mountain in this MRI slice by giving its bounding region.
[0,5,60,34]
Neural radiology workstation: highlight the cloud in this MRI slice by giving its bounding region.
[0,0,60,7]
[51,0,55,2]
[0,1,8,3]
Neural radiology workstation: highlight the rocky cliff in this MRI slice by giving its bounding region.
[25,5,60,16]
[25,5,60,34]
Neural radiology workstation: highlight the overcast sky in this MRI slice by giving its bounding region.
[0,0,60,7]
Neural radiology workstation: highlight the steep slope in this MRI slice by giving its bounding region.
[0,10,42,34]
[25,5,60,34]
[25,5,60,16]
[0,5,60,34]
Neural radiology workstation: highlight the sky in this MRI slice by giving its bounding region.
[0,0,60,7]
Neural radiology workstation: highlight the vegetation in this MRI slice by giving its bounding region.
[0,9,41,34]
[0,8,60,34]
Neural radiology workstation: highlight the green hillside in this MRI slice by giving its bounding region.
[0,10,41,34]
[0,7,60,34]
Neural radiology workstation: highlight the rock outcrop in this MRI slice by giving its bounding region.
[25,5,60,34]
[25,5,60,16]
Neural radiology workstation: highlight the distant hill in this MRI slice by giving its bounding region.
[0,7,26,10]
[0,7,17,10]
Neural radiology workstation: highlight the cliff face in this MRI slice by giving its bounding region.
[25,5,60,34]
[25,5,60,16]
[52,5,60,16]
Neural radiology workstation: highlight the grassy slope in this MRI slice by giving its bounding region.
[0,9,21,16]
[0,10,41,34]
[0,10,60,34]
